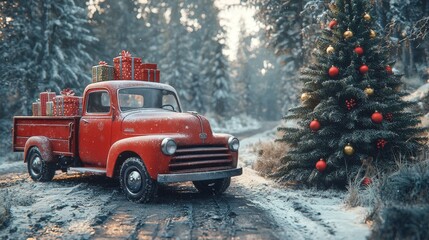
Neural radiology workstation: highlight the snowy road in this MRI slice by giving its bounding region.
[0,127,370,239]
[0,171,279,239]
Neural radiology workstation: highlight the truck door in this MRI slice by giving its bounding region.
[79,90,112,167]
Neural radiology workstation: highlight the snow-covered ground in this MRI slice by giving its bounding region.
[208,114,261,134]
[235,127,371,240]
[404,82,429,102]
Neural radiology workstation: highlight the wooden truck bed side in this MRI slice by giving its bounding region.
[13,116,80,157]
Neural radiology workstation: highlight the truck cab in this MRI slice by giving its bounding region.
[13,80,242,203]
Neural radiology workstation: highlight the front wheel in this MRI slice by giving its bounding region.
[27,147,56,182]
[120,157,157,203]
[193,177,231,195]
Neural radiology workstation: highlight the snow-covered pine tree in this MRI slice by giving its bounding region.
[257,46,282,120]
[255,0,304,111]
[0,0,25,151]
[159,1,197,110]
[211,40,232,117]
[233,18,283,120]
[0,0,95,156]
[0,0,95,116]
[383,0,429,86]
[89,0,142,61]
[277,0,426,188]
[191,0,227,114]
[135,0,166,63]
[181,0,214,113]
[234,18,255,116]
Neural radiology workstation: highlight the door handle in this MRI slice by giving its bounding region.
[82,119,89,124]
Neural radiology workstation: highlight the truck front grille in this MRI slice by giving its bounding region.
[169,145,233,173]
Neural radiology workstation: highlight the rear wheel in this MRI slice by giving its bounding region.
[193,177,231,195]
[120,157,157,203]
[27,147,56,182]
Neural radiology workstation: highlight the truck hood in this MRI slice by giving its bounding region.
[121,110,214,142]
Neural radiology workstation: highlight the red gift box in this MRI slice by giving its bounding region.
[53,89,82,116]
[113,50,142,80]
[142,69,160,82]
[40,91,56,116]
[141,63,160,82]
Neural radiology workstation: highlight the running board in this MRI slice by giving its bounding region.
[68,167,107,175]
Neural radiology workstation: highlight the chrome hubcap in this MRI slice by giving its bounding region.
[31,156,42,175]
[127,170,142,193]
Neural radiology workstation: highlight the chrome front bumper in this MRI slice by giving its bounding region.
[157,168,243,183]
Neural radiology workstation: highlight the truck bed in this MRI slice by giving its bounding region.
[13,116,80,157]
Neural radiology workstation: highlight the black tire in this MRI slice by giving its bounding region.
[120,157,157,203]
[193,177,231,195]
[27,147,56,182]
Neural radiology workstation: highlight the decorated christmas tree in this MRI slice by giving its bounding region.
[277,0,427,188]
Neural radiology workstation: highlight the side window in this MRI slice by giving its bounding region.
[162,91,180,112]
[87,91,111,113]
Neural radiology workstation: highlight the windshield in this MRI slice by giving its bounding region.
[118,87,181,112]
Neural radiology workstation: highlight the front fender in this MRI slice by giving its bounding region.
[106,136,168,179]
[24,136,54,163]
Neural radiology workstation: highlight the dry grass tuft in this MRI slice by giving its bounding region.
[253,141,289,177]
[345,173,380,209]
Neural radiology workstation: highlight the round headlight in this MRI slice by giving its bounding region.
[161,138,177,155]
[228,137,239,152]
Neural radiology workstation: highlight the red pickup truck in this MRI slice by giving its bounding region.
[12,80,242,203]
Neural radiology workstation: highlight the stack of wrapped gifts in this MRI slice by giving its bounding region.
[31,50,161,117]
[92,50,160,82]
[32,88,82,117]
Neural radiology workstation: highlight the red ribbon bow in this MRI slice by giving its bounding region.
[121,50,131,58]
[60,88,75,96]
[99,61,108,66]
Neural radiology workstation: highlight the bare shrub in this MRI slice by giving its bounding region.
[358,161,429,239]
[369,205,429,240]
[253,141,288,178]
[379,161,429,205]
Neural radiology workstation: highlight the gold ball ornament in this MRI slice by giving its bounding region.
[364,86,374,96]
[344,143,355,156]
[343,29,354,39]
[301,92,311,102]
[328,3,338,13]
[369,29,376,39]
[363,13,371,21]
[326,45,335,54]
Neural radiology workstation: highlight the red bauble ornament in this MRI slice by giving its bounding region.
[316,159,327,172]
[328,19,338,29]
[359,64,369,74]
[354,46,364,56]
[310,119,321,132]
[329,66,339,77]
[362,177,372,186]
[371,111,383,123]
[386,65,393,74]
